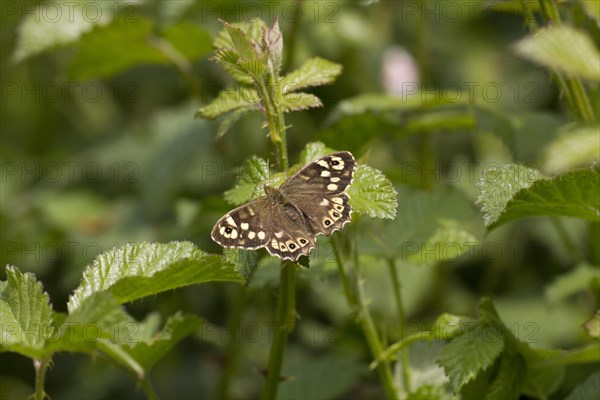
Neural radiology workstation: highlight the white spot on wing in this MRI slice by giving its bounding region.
[258,231,266,240]
[321,170,331,177]
[226,216,237,227]
[317,160,329,168]
[241,222,249,230]
[327,183,338,191]
[319,199,329,206]
[248,231,256,240]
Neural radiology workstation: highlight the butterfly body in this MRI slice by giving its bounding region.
[211,151,356,261]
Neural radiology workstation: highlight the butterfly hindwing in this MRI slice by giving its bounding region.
[263,208,317,260]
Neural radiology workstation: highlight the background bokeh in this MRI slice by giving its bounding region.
[1,1,598,399]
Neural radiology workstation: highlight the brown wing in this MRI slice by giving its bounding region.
[280,151,356,236]
[211,197,317,261]
[211,198,272,250]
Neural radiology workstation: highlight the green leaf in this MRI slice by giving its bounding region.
[222,21,261,61]
[483,167,600,229]
[324,92,463,127]
[161,22,212,61]
[522,348,566,398]
[281,92,323,112]
[224,248,260,284]
[437,323,505,391]
[95,339,144,378]
[195,88,260,120]
[565,371,600,400]
[69,19,165,80]
[281,57,342,93]
[215,106,258,139]
[475,164,542,227]
[366,186,481,258]
[124,313,202,371]
[432,313,476,340]
[540,126,600,175]
[0,266,53,359]
[582,310,600,338]
[406,224,479,266]
[348,165,398,219]
[223,156,271,205]
[47,292,134,353]
[485,353,526,400]
[12,1,113,62]
[545,263,599,303]
[238,58,267,80]
[67,241,243,312]
[213,20,268,85]
[299,142,336,165]
[514,25,600,82]
[212,48,254,85]
[263,18,283,72]
[214,20,266,50]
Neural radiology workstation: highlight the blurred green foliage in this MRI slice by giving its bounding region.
[1,1,599,399]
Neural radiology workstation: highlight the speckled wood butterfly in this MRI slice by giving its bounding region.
[211,151,356,261]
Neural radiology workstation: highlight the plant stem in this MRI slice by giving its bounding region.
[550,218,585,263]
[139,377,159,400]
[260,58,294,399]
[387,258,411,394]
[537,0,596,123]
[261,261,296,399]
[331,236,399,399]
[216,287,247,399]
[33,356,51,400]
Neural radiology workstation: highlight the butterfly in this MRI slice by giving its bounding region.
[211,151,356,261]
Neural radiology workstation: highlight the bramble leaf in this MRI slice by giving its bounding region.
[13,1,112,62]
[437,323,505,391]
[475,164,542,227]
[565,371,600,400]
[196,88,260,120]
[123,313,203,371]
[545,263,599,303]
[299,142,336,165]
[514,25,600,82]
[281,57,342,93]
[477,167,600,229]
[281,92,323,112]
[405,224,479,265]
[348,165,398,219]
[223,156,271,205]
[0,266,53,359]
[485,353,527,400]
[540,126,600,174]
[68,242,243,312]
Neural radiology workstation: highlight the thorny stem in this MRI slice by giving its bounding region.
[387,258,412,394]
[33,356,51,400]
[260,54,295,399]
[331,235,399,399]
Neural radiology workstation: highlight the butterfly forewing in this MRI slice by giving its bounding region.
[281,152,356,236]
[210,198,272,250]
[211,151,356,262]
